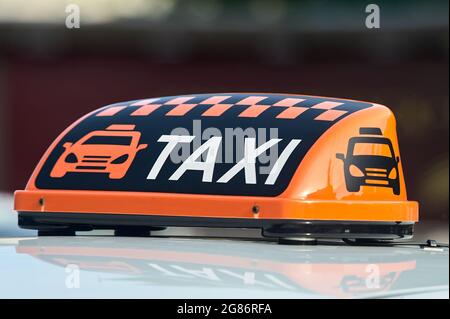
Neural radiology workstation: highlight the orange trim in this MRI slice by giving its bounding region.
[96,106,126,117]
[14,189,418,222]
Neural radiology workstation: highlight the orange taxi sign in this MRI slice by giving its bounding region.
[14,93,418,240]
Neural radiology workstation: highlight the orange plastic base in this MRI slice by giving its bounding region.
[15,189,418,222]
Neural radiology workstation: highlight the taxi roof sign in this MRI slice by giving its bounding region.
[14,93,419,241]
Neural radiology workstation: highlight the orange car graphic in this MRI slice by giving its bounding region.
[50,124,147,179]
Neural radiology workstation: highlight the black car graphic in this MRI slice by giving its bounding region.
[336,127,400,195]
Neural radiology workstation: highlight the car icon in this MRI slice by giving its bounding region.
[336,127,400,195]
[50,124,147,179]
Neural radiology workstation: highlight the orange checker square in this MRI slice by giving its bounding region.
[315,110,347,121]
[199,95,232,104]
[311,101,344,110]
[201,104,233,117]
[235,96,268,105]
[130,98,160,106]
[165,103,198,116]
[238,104,271,117]
[164,96,195,105]
[276,106,309,119]
[96,106,127,117]
[131,104,161,116]
[273,98,305,107]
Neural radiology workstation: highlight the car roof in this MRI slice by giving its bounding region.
[2,191,447,299]
[0,235,448,299]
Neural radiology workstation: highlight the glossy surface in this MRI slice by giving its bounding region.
[0,236,447,298]
[15,94,417,223]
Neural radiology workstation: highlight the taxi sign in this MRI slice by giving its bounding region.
[14,93,419,240]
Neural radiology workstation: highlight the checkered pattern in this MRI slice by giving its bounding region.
[97,94,371,122]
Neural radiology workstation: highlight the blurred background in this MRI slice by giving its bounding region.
[0,0,448,240]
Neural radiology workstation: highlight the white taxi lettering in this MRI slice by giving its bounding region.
[146,135,301,185]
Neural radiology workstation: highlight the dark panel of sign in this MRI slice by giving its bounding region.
[36,93,373,196]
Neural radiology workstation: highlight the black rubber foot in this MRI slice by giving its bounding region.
[114,227,152,237]
[38,229,76,236]
[278,237,318,245]
[342,238,392,246]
